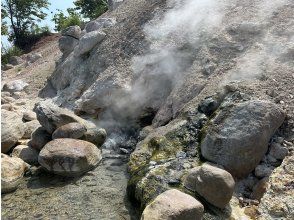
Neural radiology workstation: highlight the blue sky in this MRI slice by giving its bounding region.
[2,0,75,47]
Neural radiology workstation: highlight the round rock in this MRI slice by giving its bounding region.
[141,189,204,220]
[12,145,39,165]
[52,122,86,139]
[184,163,235,209]
[38,139,102,176]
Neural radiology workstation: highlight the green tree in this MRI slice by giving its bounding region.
[1,0,50,48]
[74,0,108,20]
[52,8,84,32]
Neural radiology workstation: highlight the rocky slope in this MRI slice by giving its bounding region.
[2,0,294,219]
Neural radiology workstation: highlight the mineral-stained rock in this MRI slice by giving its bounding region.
[184,163,235,209]
[38,139,102,176]
[12,145,39,165]
[201,100,285,177]
[1,154,28,193]
[23,120,40,139]
[30,127,52,150]
[1,110,26,153]
[73,30,106,56]
[141,189,204,220]
[52,122,86,139]
[2,80,28,93]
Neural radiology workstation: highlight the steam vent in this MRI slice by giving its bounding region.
[1,0,294,219]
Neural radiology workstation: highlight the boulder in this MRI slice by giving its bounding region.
[201,100,285,177]
[141,189,204,220]
[52,122,87,139]
[38,139,102,176]
[30,127,52,150]
[8,56,23,66]
[61,25,81,39]
[12,145,39,165]
[59,36,79,57]
[23,110,37,121]
[1,154,28,193]
[22,120,41,139]
[1,110,26,153]
[184,163,235,209]
[74,31,106,56]
[85,18,116,33]
[34,100,106,146]
[2,80,28,93]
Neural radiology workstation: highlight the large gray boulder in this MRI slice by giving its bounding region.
[1,110,26,153]
[12,145,39,165]
[52,122,87,139]
[2,80,28,93]
[59,36,79,57]
[30,127,52,150]
[74,30,106,56]
[201,100,285,177]
[184,163,235,209]
[61,25,81,39]
[1,154,28,193]
[38,138,102,176]
[141,189,204,220]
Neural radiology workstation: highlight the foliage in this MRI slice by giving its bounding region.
[1,45,23,65]
[52,8,84,32]
[74,0,108,20]
[1,0,50,49]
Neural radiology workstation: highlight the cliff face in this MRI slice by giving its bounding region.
[40,0,294,218]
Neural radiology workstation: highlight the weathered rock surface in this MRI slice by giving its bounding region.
[23,120,40,139]
[201,100,285,177]
[30,127,52,150]
[3,64,14,71]
[52,122,86,139]
[61,25,81,39]
[73,30,106,56]
[1,110,26,153]
[59,36,79,57]
[2,80,28,93]
[38,139,102,176]
[184,163,235,209]
[12,145,39,165]
[23,110,37,121]
[268,142,288,160]
[85,18,116,33]
[26,53,42,63]
[141,189,204,220]
[8,56,23,66]
[1,154,28,193]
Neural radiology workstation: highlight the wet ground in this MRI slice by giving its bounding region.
[1,149,139,220]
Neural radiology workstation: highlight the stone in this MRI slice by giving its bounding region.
[269,142,288,160]
[255,164,274,178]
[1,103,14,111]
[12,91,22,99]
[23,110,37,121]
[59,36,79,57]
[1,96,15,104]
[141,189,204,220]
[108,0,124,11]
[8,56,23,66]
[2,80,28,93]
[85,18,116,33]
[198,96,219,116]
[82,127,107,147]
[74,31,106,56]
[3,64,14,71]
[1,154,28,193]
[23,120,41,139]
[12,145,39,165]
[26,53,42,63]
[201,100,285,178]
[30,127,52,150]
[1,110,26,153]
[52,122,87,139]
[250,177,269,201]
[61,25,81,39]
[38,139,102,176]
[184,163,235,209]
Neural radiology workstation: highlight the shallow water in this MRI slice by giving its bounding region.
[1,149,139,220]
